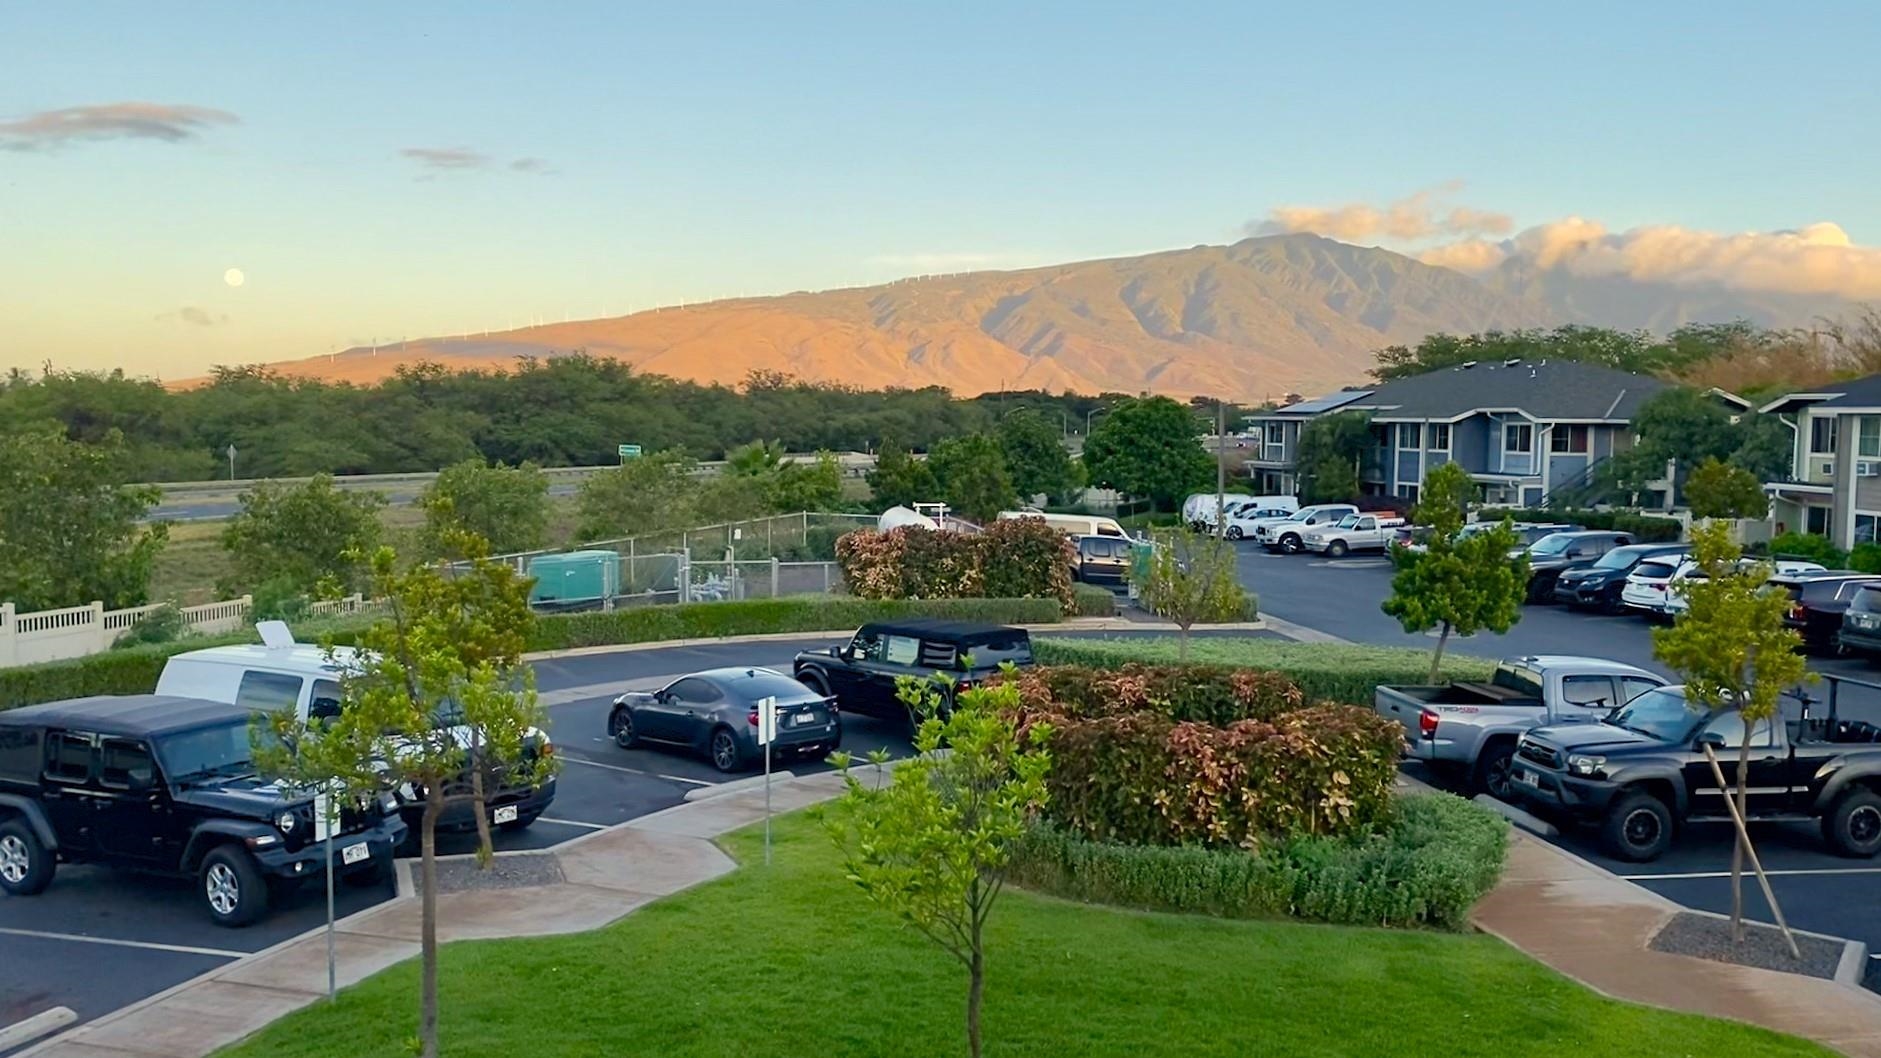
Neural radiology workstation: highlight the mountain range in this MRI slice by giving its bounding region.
[258,233,1859,399]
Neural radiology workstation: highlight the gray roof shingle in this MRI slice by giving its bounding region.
[1347,360,1667,422]
[1811,373,1881,410]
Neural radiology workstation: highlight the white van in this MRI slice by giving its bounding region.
[155,627,556,833]
[1183,492,1254,529]
[997,510,1128,538]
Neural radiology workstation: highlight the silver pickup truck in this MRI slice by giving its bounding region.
[1375,655,1665,800]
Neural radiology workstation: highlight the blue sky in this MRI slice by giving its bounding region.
[3,1,1877,376]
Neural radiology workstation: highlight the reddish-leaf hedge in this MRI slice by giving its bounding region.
[998,664,1403,848]
[836,520,1074,608]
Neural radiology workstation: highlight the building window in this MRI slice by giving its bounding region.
[1807,505,1830,535]
[1549,425,1590,454]
[1427,424,1450,451]
[1860,418,1881,459]
[1811,416,1839,454]
[1369,423,1389,447]
[1264,422,1284,445]
[1858,513,1881,546]
[1503,423,1533,452]
[1400,485,1419,504]
[1398,424,1422,449]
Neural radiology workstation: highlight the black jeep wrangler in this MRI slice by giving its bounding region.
[0,694,407,926]
[792,620,1034,724]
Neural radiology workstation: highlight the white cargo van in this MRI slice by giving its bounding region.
[997,510,1128,538]
[1182,492,1254,529]
[155,625,556,833]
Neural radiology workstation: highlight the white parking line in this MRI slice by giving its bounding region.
[557,754,716,787]
[533,816,610,831]
[0,926,245,959]
[1622,867,1881,881]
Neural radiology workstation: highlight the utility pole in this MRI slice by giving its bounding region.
[1216,401,1227,533]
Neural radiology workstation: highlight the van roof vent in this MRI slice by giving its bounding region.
[257,620,296,650]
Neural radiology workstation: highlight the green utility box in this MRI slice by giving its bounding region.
[527,550,620,608]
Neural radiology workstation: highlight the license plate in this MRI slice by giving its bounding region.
[493,805,519,824]
[341,842,369,865]
[1513,768,1538,787]
[793,712,816,726]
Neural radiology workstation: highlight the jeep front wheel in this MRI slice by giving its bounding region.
[1824,788,1881,858]
[0,819,54,896]
[201,846,270,927]
[1600,792,1673,862]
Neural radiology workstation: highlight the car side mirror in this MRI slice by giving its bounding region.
[1696,732,1726,750]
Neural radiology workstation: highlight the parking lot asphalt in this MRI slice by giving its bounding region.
[1241,542,1881,985]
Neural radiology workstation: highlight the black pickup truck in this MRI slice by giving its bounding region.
[1508,684,1881,861]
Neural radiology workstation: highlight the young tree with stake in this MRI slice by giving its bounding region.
[1138,529,1249,661]
[1382,462,1527,682]
[1652,520,1808,942]
[827,679,1050,1058]
[255,530,555,1058]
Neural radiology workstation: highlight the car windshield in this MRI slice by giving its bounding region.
[1633,561,1677,579]
[1594,549,1642,571]
[1852,587,1881,614]
[1605,688,1702,742]
[1529,534,1573,555]
[155,718,274,782]
[1489,663,1543,698]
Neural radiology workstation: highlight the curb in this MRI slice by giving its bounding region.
[1470,793,1561,838]
[0,1009,75,1053]
[683,770,795,802]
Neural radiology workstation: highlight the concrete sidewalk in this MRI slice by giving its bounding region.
[1474,833,1881,1057]
[18,771,853,1058]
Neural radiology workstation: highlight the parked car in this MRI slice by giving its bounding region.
[1521,530,1635,603]
[608,668,839,773]
[1375,656,1665,799]
[1658,558,1828,619]
[793,620,1035,724]
[1620,554,1693,618]
[1299,512,1407,557]
[0,695,407,925]
[1073,534,1133,584]
[1770,571,1881,653]
[1508,684,1881,861]
[997,510,1128,538]
[1398,520,1579,557]
[1219,499,1301,540]
[1254,503,1359,553]
[155,627,557,834]
[1551,543,1690,612]
[1839,584,1881,661]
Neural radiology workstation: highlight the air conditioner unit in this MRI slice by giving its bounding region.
[1821,459,1836,477]
[1860,461,1881,478]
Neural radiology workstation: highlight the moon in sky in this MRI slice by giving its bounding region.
[224,268,245,287]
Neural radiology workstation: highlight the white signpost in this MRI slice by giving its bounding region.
[756,695,777,864]
[313,787,340,1001]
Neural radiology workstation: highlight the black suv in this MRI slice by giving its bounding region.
[0,695,407,926]
[1508,684,1881,861]
[1551,542,1688,613]
[1522,530,1633,603]
[793,620,1034,723]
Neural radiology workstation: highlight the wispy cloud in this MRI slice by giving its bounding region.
[157,306,228,327]
[400,147,556,177]
[1250,182,1514,243]
[0,102,238,151]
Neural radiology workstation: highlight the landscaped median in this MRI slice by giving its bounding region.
[0,595,1066,710]
[1033,636,1495,705]
[210,810,1831,1058]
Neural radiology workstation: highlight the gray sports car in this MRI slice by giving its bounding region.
[607,667,841,773]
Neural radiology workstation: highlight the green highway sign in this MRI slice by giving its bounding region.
[617,443,643,461]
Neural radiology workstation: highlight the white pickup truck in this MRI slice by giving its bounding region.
[1299,512,1405,557]
[1374,655,1664,800]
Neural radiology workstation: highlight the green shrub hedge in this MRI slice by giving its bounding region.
[1070,585,1118,618]
[1477,507,1683,543]
[999,663,1404,848]
[1006,793,1508,930]
[1,596,1064,711]
[1032,637,1494,706]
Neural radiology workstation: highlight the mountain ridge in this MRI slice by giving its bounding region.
[251,233,1846,399]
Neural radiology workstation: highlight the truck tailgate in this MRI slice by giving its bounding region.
[1374,685,1432,744]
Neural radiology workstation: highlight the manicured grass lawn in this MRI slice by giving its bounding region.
[219,811,1829,1058]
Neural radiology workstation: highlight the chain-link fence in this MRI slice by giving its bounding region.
[686,559,845,601]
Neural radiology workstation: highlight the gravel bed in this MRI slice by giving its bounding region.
[1649,911,1846,980]
[434,852,565,893]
